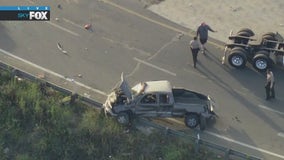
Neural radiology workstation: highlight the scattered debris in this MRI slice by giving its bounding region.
[83,93,90,98]
[84,24,91,30]
[230,6,242,12]
[65,77,75,82]
[57,42,63,50]
[233,116,241,123]
[14,75,23,81]
[57,43,68,55]
[55,17,59,21]
[37,73,45,79]
[57,4,62,9]
[74,74,82,78]
[177,32,184,39]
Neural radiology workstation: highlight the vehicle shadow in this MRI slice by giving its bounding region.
[196,61,284,133]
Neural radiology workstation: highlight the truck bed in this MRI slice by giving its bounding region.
[172,88,207,103]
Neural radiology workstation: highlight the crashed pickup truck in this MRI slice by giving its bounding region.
[103,74,216,130]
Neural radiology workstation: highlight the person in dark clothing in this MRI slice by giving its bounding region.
[196,22,216,54]
[189,36,200,68]
[265,69,275,100]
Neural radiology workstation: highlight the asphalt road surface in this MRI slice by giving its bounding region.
[1,0,284,159]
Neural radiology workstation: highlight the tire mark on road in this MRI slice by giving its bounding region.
[126,63,141,78]
[133,57,176,76]
[148,33,183,60]
[102,36,151,56]
[183,68,207,79]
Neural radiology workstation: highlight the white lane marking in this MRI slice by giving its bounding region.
[46,21,80,37]
[278,133,284,138]
[0,48,106,96]
[205,131,284,159]
[133,57,176,76]
[62,18,83,29]
[166,118,284,159]
[258,105,284,115]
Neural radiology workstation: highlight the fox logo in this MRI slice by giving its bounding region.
[29,11,48,20]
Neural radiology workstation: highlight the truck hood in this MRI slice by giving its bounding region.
[118,73,132,100]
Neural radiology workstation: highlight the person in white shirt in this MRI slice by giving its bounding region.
[189,36,200,68]
[265,69,275,100]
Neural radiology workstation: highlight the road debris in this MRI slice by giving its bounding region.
[37,73,46,79]
[84,24,94,32]
[66,77,74,82]
[84,24,91,30]
[57,42,68,55]
[83,93,90,98]
[57,4,62,9]
[74,74,82,78]
[177,32,184,39]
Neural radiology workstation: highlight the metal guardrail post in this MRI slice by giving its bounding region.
[164,127,169,135]
[225,148,231,160]
[194,133,200,154]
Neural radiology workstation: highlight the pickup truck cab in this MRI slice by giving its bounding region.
[103,74,216,130]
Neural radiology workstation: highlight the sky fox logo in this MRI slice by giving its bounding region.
[29,11,48,20]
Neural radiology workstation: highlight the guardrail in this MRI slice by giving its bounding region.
[0,61,262,160]
[138,119,262,160]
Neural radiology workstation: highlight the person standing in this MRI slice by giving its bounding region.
[265,69,275,100]
[196,22,217,54]
[189,36,200,68]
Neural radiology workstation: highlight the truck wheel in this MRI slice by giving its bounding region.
[228,50,247,68]
[252,52,270,72]
[237,28,254,37]
[184,114,199,129]
[117,112,130,125]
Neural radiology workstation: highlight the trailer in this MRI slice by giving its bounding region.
[222,28,284,72]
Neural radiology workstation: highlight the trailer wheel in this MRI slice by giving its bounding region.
[262,32,276,38]
[235,31,252,44]
[237,28,254,37]
[262,35,277,48]
[237,31,251,37]
[252,52,270,72]
[185,113,199,129]
[117,112,130,125]
[228,49,247,68]
[231,47,247,53]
